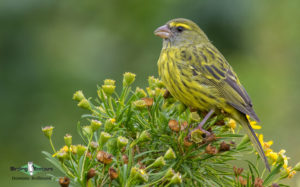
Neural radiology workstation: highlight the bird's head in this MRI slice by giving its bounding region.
[154,18,209,47]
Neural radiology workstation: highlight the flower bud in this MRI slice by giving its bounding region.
[164,148,176,160]
[117,136,128,149]
[133,100,147,110]
[138,130,151,142]
[102,85,116,96]
[293,162,300,171]
[191,129,204,143]
[109,167,118,180]
[42,126,54,139]
[99,132,111,146]
[64,134,72,147]
[82,126,92,137]
[104,79,115,86]
[135,87,147,98]
[123,72,136,87]
[148,76,158,88]
[154,88,163,96]
[90,141,98,150]
[72,90,85,102]
[57,151,68,162]
[87,168,96,180]
[76,145,87,157]
[91,120,102,131]
[70,145,77,154]
[146,87,155,97]
[151,156,166,168]
[59,177,70,187]
[97,151,113,164]
[104,118,116,132]
[170,172,182,184]
[164,168,175,178]
[137,168,148,182]
[156,80,164,88]
[77,98,91,110]
[190,112,201,122]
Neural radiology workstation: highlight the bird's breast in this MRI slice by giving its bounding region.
[158,49,219,110]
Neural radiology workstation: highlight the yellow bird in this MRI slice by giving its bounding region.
[154,18,270,171]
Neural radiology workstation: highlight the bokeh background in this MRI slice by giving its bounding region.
[1,0,300,186]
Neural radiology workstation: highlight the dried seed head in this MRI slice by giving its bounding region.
[219,141,230,152]
[204,133,216,143]
[59,177,70,187]
[109,167,118,180]
[163,90,171,99]
[254,178,264,187]
[87,168,96,180]
[205,144,217,155]
[183,136,193,147]
[122,155,128,164]
[97,151,113,164]
[180,121,188,131]
[168,120,180,132]
[215,119,225,126]
[239,176,247,186]
[233,166,244,177]
[142,97,154,107]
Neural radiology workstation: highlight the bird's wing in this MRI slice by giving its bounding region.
[187,44,260,122]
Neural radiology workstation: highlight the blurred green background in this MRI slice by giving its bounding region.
[1,0,300,186]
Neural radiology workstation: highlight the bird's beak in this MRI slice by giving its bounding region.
[154,24,171,39]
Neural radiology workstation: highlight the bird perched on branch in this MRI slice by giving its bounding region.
[154,18,270,171]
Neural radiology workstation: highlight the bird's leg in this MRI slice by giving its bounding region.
[189,109,215,137]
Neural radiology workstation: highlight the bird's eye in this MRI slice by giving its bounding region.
[176,26,184,32]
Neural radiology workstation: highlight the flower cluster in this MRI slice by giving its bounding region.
[41,72,299,187]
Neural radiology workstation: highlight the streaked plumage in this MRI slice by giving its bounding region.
[154,18,269,170]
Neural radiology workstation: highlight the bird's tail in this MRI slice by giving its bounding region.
[239,116,270,171]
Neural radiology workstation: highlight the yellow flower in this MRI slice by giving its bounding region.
[53,146,71,157]
[266,150,278,165]
[278,149,289,169]
[246,115,262,129]
[225,118,236,133]
[288,170,296,179]
[258,134,273,150]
